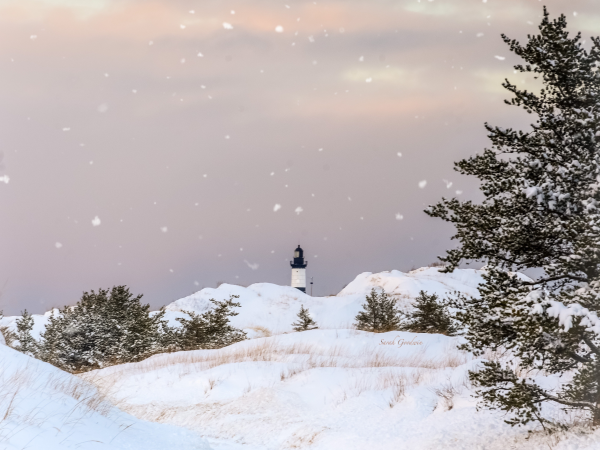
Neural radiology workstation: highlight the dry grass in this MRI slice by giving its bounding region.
[0,327,16,347]
[83,337,470,415]
[84,339,468,387]
[0,359,116,444]
[246,325,272,338]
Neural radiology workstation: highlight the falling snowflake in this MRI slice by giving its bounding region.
[443,179,453,189]
[397,152,402,157]
[223,22,234,30]
[30,35,37,40]
[275,25,284,33]
[97,103,108,113]
[91,216,101,227]
[494,55,506,60]
[180,24,186,29]
[358,56,364,62]
[396,213,404,221]
[273,204,282,212]
[0,175,9,184]
[295,207,303,215]
[365,78,372,83]
[55,242,63,249]
[197,52,204,57]
[244,260,259,270]
[62,127,71,131]
[418,180,427,189]
[160,226,168,233]
[456,190,463,195]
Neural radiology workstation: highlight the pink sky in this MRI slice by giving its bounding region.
[1,0,599,313]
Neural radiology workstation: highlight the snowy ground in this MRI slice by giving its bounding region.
[81,329,600,450]
[0,343,210,450]
[0,267,487,339]
[3,267,600,449]
[163,267,487,337]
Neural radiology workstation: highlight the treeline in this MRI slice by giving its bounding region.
[290,288,457,335]
[1,286,246,373]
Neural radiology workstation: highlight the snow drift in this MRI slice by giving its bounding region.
[1,267,488,339]
[163,267,487,336]
[0,341,211,450]
[81,329,600,450]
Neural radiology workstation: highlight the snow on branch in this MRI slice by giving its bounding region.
[530,291,600,335]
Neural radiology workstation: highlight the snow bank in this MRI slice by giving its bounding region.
[0,344,211,450]
[82,329,600,450]
[164,267,486,336]
[0,268,488,338]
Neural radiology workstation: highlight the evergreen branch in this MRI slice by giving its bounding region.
[581,335,600,356]
[539,394,596,410]
[520,274,589,285]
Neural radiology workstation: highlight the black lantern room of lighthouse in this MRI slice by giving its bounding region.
[290,245,308,293]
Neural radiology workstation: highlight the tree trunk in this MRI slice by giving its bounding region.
[594,405,600,427]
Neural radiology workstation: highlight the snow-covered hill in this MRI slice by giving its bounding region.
[1,267,487,338]
[3,266,599,449]
[0,340,210,450]
[163,267,487,336]
[81,329,600,450]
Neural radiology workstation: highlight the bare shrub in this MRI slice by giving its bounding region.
[247,326,272,338]
[430,377,469,412]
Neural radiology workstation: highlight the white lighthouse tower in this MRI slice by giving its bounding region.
[290,245,308,293]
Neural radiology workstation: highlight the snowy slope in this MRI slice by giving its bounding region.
[0,268,491,338]
[0,341,211,450]
[163,267,488,336]
[81,329,600,450]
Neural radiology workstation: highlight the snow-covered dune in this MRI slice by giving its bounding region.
[0,268,488,338]
[81,329,600,450]
[163,267,487,336]
[0,340,211,450]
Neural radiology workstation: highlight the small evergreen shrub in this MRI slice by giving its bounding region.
[354,288,400,332]
[0,311,17,347]
[175,295,246,350]
[38,286,167,373]
[399,291,457,336]
[15,310,38,356]
[292,305,318,331]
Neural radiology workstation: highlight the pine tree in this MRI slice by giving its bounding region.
[355,288,400,332]
[39,286,167,373]
[176,295,246,350]
[426,9,600,427]
[15,310,38,357]
[292,305,318,331]
[0,311,17,347]
[399,291,457,336]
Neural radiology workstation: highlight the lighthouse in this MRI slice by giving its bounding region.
[290,245,308,292]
